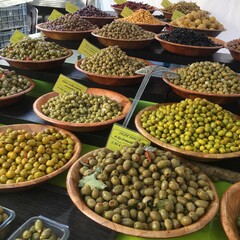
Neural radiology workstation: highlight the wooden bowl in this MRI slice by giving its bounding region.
[33,88,132,132]
[135,22,166,34]
[0,49,73,70]
[221,182,240,240]
[91,31,155,49]
[66,148,219,238]
[36,23,97,41]
[159,9,172,21]
[111,6,158,17]
[0,123,81,192]
[155,33,225,57]
[225,45,240,61]
[135,103,240,162]
[80,16,117,28]
[0,76,35,107]
[75,58,152,86]
[161,70,240,104]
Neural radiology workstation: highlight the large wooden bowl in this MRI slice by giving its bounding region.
[36,23,97,41]
[225,44,240,62]
[33,88,132,132]
[162,71,240,104]
[0,49,73,70]
[66,148,219,238]
[75,58,152,86]
[0,123,81,192]
[0,76,35,107]
[135,103,240,162]
[80,16,117,28]
[221,182,240,240]
[155,34,225,57]
[91,31,155,49]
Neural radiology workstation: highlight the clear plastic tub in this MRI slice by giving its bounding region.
[0,206,16,240]
[8,215,70,240]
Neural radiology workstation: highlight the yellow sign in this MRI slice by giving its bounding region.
[10,30,28,43]
[106,123,151,151]
[65,1,79,13]
[161,0,173,8]
[48,9,64,21]
[53,74,87,94]
[114,0,127,4]
[171,10,185,20]
[121,6,134,18]
[78,38,100,58]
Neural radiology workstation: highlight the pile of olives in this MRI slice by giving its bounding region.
[163,1,200,14]
[112,1,156,11]
[0,127,75,184]
[75,5,113,17]
[16,219,60,240]
[41,13,97,31]
[0,38,69,61]
[171,61,240,94]
[95,21,155,40]
[171,10,224,30]
[80,45,147,76]
[79,142,215,230]
[140,98,240,153]
[0,206,9,225]
[0,68,32,97]
[227,38,240,51]
[41,91,123,123]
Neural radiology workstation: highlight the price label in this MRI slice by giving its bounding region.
[171,10,185,20]
[65,1,79,13]
[78,38,100,58]
[48,9,64,21]
[106,123,150,151]
[53,74,87,94]
[121,6,134,18]
[114,0,127,4]
[161,0,173,8]
[10,30,28,43]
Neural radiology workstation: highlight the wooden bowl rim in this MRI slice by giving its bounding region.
[33,89,132,128]
[135,103,240,161]
[0,76,35,101]
[80,15,118,20]
[162,68,240,98]
[75,57,152,79]
[155,33,225,50]
[0,49,73,64]
[36,23,98,34]
[0,123,81,191]
[66,148,219,238]
[224,43,240,54]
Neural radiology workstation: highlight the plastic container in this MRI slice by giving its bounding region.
[8,215,70,240]
[0,206,16,240]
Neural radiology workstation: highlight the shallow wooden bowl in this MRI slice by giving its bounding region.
[0,123,81,192]
[66,148,219,238]
[135,22,166,34]
[155,34,225,56]
[0,77,35,107]
[91,31,155,49]
[75,58,152,86]
[225,44,240,62]
[162,70,240,104]
[33,88,131,132]
[221,182,240,240]
[135,103,240,162]
[80,16,117,28]
[0,49,73,70]
[159,9,172,20]
[111,6,158,17]
[36,23,98,41]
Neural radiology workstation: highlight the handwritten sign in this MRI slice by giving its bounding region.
[65,1,79,13]
[114,0,127,4]
[48,9,63,21]
[161,0,173,9]
[121,6,134,18]
[78,38,100,58]
[171,10,185,20]
[10,30,28,43]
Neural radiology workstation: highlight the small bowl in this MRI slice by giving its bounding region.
[91,31,155,49]
[8,215,69,240]
[75,58,152,86]
[134,22,166,34]
[162,70,240,104]
[0,123,81,192]
[0,76,35,107]
[66,148,219,238]
[36,23,97,41]
[33,88,132,132]
[135,103,240,162]
[225,44,240,61]
[80,16,118,28]
[159,9,172,21]
[155,33,225,57]
[0,206,15,240]
[221,182,240,240]
[111,6,158,17]
[0,49,73,70]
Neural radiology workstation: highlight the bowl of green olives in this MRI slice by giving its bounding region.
[221,182,240,240]
[33,88,132,132]
[66,142,219,238]
[135,99,240,162]
[0,124,81,192]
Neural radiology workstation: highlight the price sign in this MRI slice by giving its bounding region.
[78,38,100,58]
[48,9,63,21]
[10,30,28,43]
[114,0,127,4]
[161,0,173,8]
[65,1,79,13]
[121,6,133,18]
[171,10,185,20]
